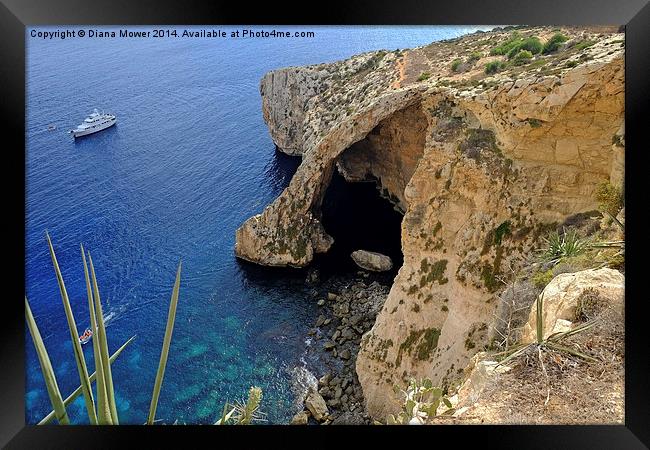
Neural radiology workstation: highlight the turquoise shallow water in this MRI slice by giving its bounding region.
[25,25,492,424]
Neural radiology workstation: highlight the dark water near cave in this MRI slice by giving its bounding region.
[25,25,492,424]
[319,171,404,278]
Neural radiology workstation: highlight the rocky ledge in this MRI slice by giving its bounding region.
[235,25,625,420]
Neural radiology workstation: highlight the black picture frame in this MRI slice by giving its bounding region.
[2,0,648,448]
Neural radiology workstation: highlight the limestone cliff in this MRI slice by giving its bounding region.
[234,26,625,419]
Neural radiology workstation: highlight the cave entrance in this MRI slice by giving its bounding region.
[313,103,428,278]
[316,169,404,277]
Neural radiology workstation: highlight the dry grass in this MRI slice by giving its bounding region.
[454,292,624,424]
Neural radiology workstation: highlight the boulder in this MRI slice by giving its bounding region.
[290,411,309,425]
[522,268,624,343]
[350,250,393,272]
[331,411,366,425]
[341,327,356,340]
[318,373,332,387]
[305,389,329,422]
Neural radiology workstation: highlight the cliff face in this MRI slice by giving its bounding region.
[235,26,625,419]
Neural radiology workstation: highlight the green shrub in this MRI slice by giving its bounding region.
[542,32,569,54]
[468,51,482,62]
[451,59,462,72]
[574,39,596,51]
[512,50,533,65]
[542,228,588,265]
[417,71,431,81]
[485,60,505,74]
[507,37,543,58]
[595,181,623,216]
[532,269,554,289]
[491,33,542,59]
[490,32,523,55]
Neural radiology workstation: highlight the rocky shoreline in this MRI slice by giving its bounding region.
[292,269,390,425]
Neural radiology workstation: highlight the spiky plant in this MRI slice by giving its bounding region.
[25,297,70,425]
[484,289,600,407]
[147,262,182,425]
[232,386,266,424]
[29,234,262,425]
[215,386,266,425]
[494,291,599,367]
[38,336,135,424]
[541,228,588,265]
[26,234,179,425]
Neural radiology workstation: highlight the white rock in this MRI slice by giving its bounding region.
[522,268,624,343]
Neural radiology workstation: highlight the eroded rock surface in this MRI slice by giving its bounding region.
[351,250,393,272]
[521,267,624,343]
[234,26,625,419]
[304,389,329,422]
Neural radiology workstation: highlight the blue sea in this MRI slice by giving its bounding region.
[25,25,492,424]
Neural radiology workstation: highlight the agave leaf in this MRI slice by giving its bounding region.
[589,241,625,248]
[490,342,527,360]
[546,320,598,342]
[604,210,624,230]
[46,234,97,424]
[216,402,231,425]
[88,252,118,424]
[496,343,533,367]
[536,292,545,344]
[147,261,182,425]
[25,297,70,425]
[215,406,236,425]
[546,341,598,362]
[38,336,136,425]
[81,245,112,424]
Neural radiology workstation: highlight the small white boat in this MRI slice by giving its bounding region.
[70,109,116,138]
[79,328,93,345]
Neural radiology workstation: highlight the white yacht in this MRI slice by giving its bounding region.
[70,109,116,138]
